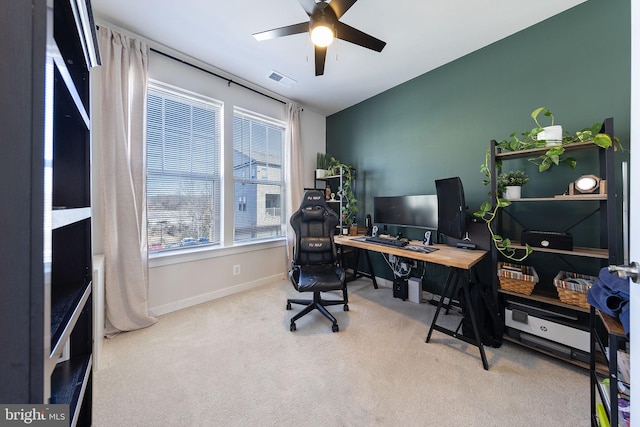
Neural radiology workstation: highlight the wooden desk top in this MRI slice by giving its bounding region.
[335,235,487,270]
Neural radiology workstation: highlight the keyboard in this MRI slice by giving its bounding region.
[364,236,409,247]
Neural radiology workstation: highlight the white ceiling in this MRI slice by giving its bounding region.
[92,0,586,116]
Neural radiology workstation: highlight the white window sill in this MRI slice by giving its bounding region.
[149,238,287,268]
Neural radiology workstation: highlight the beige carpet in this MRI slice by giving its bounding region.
[94,278,590,426]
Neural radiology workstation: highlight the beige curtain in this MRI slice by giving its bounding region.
[95,27,157,336]
[285,103,304,268]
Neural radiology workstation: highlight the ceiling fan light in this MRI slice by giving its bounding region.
[311,24,334,47]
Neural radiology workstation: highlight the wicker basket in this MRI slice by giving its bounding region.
[553,271,597,309]
[497,262,539,295]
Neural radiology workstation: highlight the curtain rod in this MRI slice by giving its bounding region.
[150,48,286,105]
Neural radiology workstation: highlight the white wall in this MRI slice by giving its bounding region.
[92,27,326,316]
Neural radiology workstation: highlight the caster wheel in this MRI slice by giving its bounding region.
[286,302,291,310]
[343,304,349,312]
[290,322,296,332]
[332,324,339,333]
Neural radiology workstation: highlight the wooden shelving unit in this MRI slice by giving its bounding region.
[488,118,618,371]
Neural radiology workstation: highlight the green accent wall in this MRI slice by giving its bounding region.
[327,0,630,226]
[327,0,630,287]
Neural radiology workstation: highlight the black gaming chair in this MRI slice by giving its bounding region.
[287,190,349,332]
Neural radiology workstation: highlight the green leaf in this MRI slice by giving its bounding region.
[593,133,612,149]
[497,199,511,208]
[531,107,545,122]
[539,159,551,172]
[565,157,577,169]
[479,201,492,212]
[546,146,565,156]
[549,154,560,165]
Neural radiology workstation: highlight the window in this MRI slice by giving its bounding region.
[233,108,286,243]
[146,81,222,252]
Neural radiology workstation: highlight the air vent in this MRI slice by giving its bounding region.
[267,70,296,88]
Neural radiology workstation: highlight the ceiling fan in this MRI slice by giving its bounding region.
[253,0,387,76]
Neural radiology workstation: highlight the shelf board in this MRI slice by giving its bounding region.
[496,141,602,160]
[502,334,591,369]
[52,207,91,230]
[50,353,92,426]
[597,310,625,337]
[50,281,91,361]
[499,288,590,313]
[315,174,341,180]
[508,242,609,259]
[506,195,607,201]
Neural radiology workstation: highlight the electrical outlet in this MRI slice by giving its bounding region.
[233,265,241,275]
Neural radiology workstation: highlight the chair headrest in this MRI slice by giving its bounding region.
[301,207,325,222]
[299,190,326,209]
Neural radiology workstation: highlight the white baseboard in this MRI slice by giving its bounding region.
[149,273,284,316]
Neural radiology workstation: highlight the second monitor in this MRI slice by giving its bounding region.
[373,194,438,231]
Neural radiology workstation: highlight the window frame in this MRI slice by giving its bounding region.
[146,80,223,255]
[232,107,287,244]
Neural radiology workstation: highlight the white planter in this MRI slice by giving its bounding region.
[504,186,522,200]
[537,125,563,146]
[315,169,327,179]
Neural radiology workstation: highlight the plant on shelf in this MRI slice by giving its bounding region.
[496,107,616,172]
[497,170,529,199]
[316,152,331,178]
[476,152,532,261]
[474,197,534,262]
[326,157,358,226]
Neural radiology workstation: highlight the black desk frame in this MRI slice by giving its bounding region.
[425,266,489,370]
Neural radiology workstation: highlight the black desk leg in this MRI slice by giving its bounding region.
[364,250,378,289]
[425,267,489,370]
[460,279,489,370]
[425,268,456,343]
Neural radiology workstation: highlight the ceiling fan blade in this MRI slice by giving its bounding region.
[327,0,358,19]
[335,21,386,52]
[253,22,309,41]
[297,0,317,16]
[315,45,327,76]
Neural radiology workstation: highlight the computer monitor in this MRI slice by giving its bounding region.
[373,195,438,230]
[435,177,466,240]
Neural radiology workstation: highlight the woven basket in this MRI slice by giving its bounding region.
[497,262,539,295]
[553,271,597,309]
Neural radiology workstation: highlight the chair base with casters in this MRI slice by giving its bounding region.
[287,265,348,332]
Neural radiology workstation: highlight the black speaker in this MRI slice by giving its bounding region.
[435,177,466,240]
[365,214,373,236]
[393,278,408,300]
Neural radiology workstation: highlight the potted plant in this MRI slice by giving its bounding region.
[316,152,331,179]
[495,107,616,172]
[497,170,529,200]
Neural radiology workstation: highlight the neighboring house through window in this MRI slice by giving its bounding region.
[233,107,286,243]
